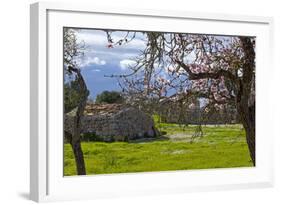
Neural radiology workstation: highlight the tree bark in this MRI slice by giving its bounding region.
[238,37,256,166]
[64,131,86,175]
[238,102,255,165]
[70,138,86,175]
[246,104,255,165]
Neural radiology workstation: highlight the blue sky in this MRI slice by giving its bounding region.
[74,29,146,99]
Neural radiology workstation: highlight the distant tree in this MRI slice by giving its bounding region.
[95,91,124,104]
[64,79,83,113]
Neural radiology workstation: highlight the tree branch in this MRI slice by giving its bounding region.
[175,60,236,81]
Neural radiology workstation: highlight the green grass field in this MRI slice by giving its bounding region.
[64,123,253,176]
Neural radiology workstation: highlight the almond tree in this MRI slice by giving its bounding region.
[107,32,256,165]
[64,28,89,175]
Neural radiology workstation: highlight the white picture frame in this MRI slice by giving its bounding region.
[30,1,274,202]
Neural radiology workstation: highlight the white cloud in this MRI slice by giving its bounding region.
[79,56,106,67]
[92,69,101,72]
[77,32,107,47]
[75,29,147,70]
[93,57,106,65]
[119,59,136,70]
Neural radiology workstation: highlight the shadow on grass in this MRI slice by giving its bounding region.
[128,136,169,143]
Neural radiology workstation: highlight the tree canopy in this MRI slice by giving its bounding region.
[105,31,256,165]
[95,91,124,104]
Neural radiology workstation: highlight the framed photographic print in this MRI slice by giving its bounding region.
[30,2,274,202]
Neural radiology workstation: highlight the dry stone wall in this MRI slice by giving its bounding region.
[64,105,158,141]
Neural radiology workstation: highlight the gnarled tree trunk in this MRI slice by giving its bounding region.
[66,66,89,175]
[238,37,256,166]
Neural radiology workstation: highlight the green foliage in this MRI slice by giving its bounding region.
[95,91,124,104]
[64,124,253,176]
[64,79,83,113]
[81,133,104,142]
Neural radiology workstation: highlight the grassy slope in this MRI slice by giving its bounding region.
[64,123,253,176]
